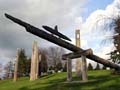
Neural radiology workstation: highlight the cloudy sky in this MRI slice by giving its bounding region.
[0,0,120,65]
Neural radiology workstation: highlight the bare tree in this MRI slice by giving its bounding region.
[4,61,14,79]
[47,47,65,72]
[94,15,120,64]
[90,15,120,74]
[38,48,48,75]
[0,63,3,73]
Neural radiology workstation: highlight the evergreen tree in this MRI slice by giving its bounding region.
[18,49,29,77]
[63,62,67,72]
[95,63,100,70]
[88,63,93,70]
[56,62,62,70]
[97,16,120,65]
[55,62,63,72]
[102,65,106,70]
[40,50,48,73]
[49,66,54,71]
[108,50,120,64]
[25,58,31,76]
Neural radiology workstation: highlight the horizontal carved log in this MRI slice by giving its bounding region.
[5,13,120,70]
[62,49,93,60]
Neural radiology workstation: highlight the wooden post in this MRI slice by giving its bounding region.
[30,41,39,81]
[67,58,72,82]
[13,48,20,82]
[75,29,88,81]
[75,30,82,77]
[30,41,35,81]
[81,55,88,81]
[35,46,39,79]
[35,43,39,79]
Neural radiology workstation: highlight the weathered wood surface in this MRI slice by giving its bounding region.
[62,49,93,59]
[5,13,120,70]
[81,55,88,81]
[13,48,20,82]
[30,41,39,81]
[75,30,81,77]
[67,58,72,82]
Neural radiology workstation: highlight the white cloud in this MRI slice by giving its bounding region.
[72,0,120,68]
[74,16,83,29]
[79,0,120,52]
[96,44,115,60]
[81,0,120,34]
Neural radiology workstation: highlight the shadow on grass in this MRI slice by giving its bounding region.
[40,74,56,79]
[63,75,120,90]
[18,73,120,90]
[19,75,66,90]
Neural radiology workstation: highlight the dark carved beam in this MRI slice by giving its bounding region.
[62,49,93,60]
[5,13,120,70]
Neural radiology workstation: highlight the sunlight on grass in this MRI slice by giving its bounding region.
[0,70,120,90]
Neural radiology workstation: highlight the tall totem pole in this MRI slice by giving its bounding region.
[75,30,88,81]
[13,48,20,82]
[30,41,39,81]
[75,30,82,77]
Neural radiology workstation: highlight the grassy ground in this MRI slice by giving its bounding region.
[0,70,120,90]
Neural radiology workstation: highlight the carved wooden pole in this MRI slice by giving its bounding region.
[30,41,35,81]
[30,41,39,81]
[75,29,88,81]
[81,55,88,81]
[13,48,20,82]
[67,58,72,82]
[35,46,39,79]
[75,30,82,77]
[35,43,39,79]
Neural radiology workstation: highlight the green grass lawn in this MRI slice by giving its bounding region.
[0,70,120,90]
